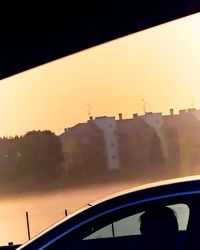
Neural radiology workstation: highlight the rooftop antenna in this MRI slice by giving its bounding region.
[87,104,93,118]
[141,99,148,114]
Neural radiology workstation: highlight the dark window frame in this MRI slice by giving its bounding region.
[45,193,199,249]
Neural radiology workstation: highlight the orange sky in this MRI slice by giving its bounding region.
[1,13,200,137]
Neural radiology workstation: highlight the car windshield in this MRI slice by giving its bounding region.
[0,12,200,247]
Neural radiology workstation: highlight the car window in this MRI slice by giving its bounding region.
[85,212,143,239]
[85,203,189,240]
[44,196,193,250]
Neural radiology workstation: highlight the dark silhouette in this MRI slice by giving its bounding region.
[0,131,65,193]
[16,130,64,182]
[140,207,179,249]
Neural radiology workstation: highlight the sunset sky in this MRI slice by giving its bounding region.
[1,13,200,137]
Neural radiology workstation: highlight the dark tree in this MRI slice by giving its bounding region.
[16,130,64,182]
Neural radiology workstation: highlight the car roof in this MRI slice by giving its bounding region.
[90,175,200,206]
[1,1,200,79]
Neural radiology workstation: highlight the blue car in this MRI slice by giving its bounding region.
[18,176,200,249]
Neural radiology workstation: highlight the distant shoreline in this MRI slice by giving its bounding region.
[0,167,184,199]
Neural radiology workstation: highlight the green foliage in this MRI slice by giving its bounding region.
[0,131,64,189]
[18,130,64,179]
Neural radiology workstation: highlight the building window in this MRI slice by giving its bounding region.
[109,124,113,128]
[111,142,114,147]
[112,155,116,160]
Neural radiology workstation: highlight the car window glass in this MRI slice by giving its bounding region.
[84,203,189,240]
[168,203,189,230]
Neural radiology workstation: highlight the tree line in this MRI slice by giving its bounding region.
[0,130,64,192]
[0,128,184,195]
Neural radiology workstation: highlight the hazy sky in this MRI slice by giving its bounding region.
[1,13,200,137]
